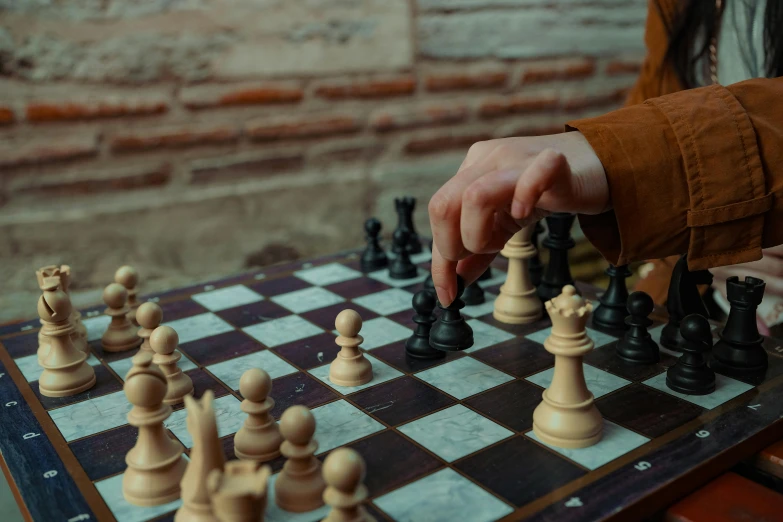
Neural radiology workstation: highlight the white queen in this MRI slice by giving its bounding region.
[532,285,603,448]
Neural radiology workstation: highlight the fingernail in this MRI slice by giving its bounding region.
[435,286,453,307]
[511,200,528,219]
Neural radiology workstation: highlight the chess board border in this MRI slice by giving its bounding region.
[1,246,783,522]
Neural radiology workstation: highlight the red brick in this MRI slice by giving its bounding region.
[311,139,385,162]
[405,131,492,155]
[16,164,171,196]
[0,135,98,169]
[190,151,305,184]
[314,76,416,100]
[425,70,508,92]
[0,107,15,125]
[521,59,596,84]
[606,60,643,76]
[245,115,361,142]
[478,94,559,118]
[562,88,628,111]
[181,83,304,110]
[110,125,239,153]
[26,98,168,122]
[371,104,468,132]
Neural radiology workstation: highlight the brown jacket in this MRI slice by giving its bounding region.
[565,0,783,304]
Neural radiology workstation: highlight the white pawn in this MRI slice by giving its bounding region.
[274,405,325,513]
[234,368,282,462]
[137,302,163,356]
[115,265,141,326]
[150,326,193,406]
[329,310,372,387]
[322,448,375,522]
[102,283,142,353]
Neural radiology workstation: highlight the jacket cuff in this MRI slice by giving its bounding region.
[566,83,771,270]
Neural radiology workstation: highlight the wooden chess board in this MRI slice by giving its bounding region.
[2,246,783,522]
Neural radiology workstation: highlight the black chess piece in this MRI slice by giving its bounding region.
[430,275,474,352]
[529,221,544,287]
[616,291,659,365]
[711,276,767,377]
[394,196,422,254]
[461,280,485,306]
[405,290,445,360]
[660,254,713,352]
[360,218,388,272]
[389,228,418,279]
[593,264,632,332]
[666,314,716,395]
[479,266,493,281]
[422,240,436,295]
[538,213,579,302]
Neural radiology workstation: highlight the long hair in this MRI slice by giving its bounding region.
[665,0,783,88]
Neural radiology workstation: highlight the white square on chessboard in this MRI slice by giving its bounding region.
[109,350,197,381]
[243,315,323,348]
[351,288,414,316]
[343,316,411,350]
[367,266,428,288]
[526,326,618,349]
[311,399,385,454]
[294,262,363,286]
[309,354,404,394]
[96,471,183,522]
[415,357,514,400]
[83,314,111,342]
[208,349,298,391]
[526,364,630,399]
[461,293,499,319]
[526,420,650,471]
[191,284,264,312]
[270,286,345,314]
[16,352,101,383]
[163,312,235,345]
[464,318,516,353]
[265,472,330,522]
[398,404,513,462]
[166,394,244,448]
[374,468,514,522]
[642,372,754,409]
[50,391,132,442]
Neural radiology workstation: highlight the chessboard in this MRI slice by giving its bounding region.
[2,245,783,522]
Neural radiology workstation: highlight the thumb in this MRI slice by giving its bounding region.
[509,148,570,220]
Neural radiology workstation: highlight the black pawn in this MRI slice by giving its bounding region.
[462,277,485,306]
[479,266,493,281]
[661,254,713,352]
[360,218,388,273]
[389,228,418,279]
[593,264,632,332]
[538,213,578,302]
[405,291,444,360]
[616,292,659,365]
[712,276,767,377]
[395,196,422,254]
[666,314,715,395]
[430,275,474,352]
[529,221,545,287]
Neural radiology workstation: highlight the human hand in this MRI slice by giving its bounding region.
[428,131,609,307]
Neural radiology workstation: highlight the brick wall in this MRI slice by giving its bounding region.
[0,0,648,322]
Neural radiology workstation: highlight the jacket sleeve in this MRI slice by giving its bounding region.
[566,77,782,272]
